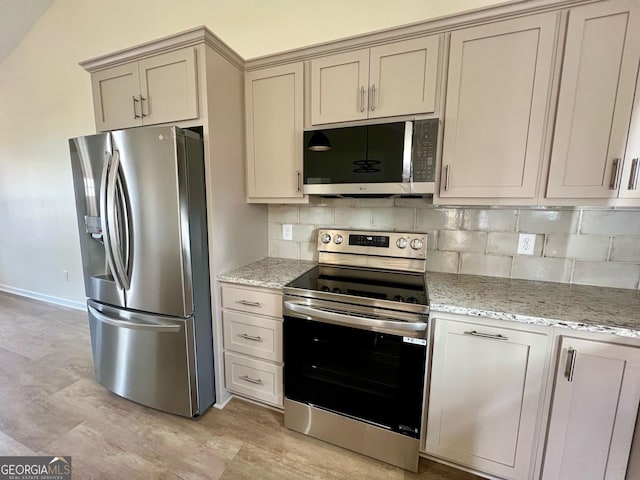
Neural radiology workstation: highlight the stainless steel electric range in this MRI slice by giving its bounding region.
[282,228,429,472]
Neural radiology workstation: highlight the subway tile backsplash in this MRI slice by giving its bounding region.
[268,198,640,290]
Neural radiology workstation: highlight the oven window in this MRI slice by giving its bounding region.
[303,123,405,185]
[284,317,426,438]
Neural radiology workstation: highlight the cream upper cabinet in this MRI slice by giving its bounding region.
[546,0,640,200]
[439,13,557,199]
[91,63,141,131]
[310,35,441,125]
[91,47,198,131]
[426,314,550,480]
[620,68,640,200]
[245,63,306,202]
[541,337,640,480]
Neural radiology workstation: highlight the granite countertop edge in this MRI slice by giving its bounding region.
[217,258,640,340]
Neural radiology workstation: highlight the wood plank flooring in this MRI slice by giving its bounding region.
[0,291,481,479]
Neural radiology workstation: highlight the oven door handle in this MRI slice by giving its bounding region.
[284,301,427,335]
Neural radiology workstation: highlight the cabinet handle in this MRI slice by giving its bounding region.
[140,95,148,117]
[629,158,639,190]
[565,348,577,382]
[239,375,263,385]
[444,164,450,191]
[132,96,141,119]
[370,84,376,111]
[237,300,261,307]
[360,86,365,112]
[296,170,302,192]
[238,333,263,342]
[610,158,621,190]
[464,330,508,341]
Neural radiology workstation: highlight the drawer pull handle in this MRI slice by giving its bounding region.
[565,348,577,382]
[238,333,262,342]
[239,375,263,385]
[464,330,508,341]
[238,300,261,307]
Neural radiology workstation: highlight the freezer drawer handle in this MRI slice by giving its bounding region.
[88,305,181,333]
[238,333,263,342]
[464,330,508,341]
[239,375,263,385]
[238,300,261,307]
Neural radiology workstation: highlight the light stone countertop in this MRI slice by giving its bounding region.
[217,257,316,289]
[218,258,640,339]
[426,272,640,339]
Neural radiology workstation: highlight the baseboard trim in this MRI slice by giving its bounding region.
[213,394,234,410]
[0,284,86,311]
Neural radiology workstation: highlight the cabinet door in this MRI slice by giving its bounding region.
[245,63,305,201]
[138,48,199,126]
[369,35,441,119]
[542,338,640,480]
[426,317,549,479]
[619,62,640,200]
[91,63,142,131]
[440,13,557,199]
[546,0,640,199]
[310,49,370,125]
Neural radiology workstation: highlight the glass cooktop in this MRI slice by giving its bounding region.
[286,265,428,306]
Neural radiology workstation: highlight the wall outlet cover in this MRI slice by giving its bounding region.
[517,233,536,255]
[282,224,293,241]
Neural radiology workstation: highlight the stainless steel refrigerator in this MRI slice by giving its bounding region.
[69,125,215,417]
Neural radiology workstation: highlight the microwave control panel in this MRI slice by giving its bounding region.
[412,119,438,182]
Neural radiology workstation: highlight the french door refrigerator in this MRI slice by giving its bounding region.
[69,125,215,416]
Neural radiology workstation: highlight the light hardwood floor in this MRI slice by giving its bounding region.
[0,291,481,479]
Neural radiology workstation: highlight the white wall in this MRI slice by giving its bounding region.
[0,0,508,303]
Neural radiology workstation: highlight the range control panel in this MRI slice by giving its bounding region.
[318,229,427,260]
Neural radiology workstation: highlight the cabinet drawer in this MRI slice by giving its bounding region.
[223,310,282,362]
[224,351,283,407]
[221,285,282,318]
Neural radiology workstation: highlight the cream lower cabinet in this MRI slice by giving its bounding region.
[221,284,284,407]
[244,63,306,203]
[541,337,640,480]
[439,12,557,200]
[425,314,550,480]
[91,47,199,131]
[546,0,640,201]
[309,35,441,125]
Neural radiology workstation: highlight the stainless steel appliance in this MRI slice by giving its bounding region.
[69,125,215,417]
[303,119,438,196]
[283,229,429,471]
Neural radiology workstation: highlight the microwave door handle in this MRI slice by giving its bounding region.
[402,121,413,183]
[284,300,427,334]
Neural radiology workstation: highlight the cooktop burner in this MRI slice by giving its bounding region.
[284,229,429,313]
[287,265,428,307]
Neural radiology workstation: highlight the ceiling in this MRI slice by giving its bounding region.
[0,0,54,64]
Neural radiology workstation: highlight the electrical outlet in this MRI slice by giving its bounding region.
[62,270,69,281]
[517,234,536,255]
[282,224,293,241]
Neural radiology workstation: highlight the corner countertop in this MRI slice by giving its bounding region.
[217,257,316,289]
[426,272,640,339]
[217,258,640,339]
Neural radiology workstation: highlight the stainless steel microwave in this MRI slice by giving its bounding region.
[303,119,438,196]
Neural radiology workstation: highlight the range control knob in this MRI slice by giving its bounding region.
[320,233,331,244]
[334,234,344,245]
[410,238,424,250]
[396,238,408,249]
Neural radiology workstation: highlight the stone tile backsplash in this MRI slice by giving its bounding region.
[268,197,640,290]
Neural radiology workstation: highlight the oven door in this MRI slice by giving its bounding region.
[283,300,427,438]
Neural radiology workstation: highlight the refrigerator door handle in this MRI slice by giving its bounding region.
[88,304,181,333]
[99,151,123,290]
[106,150,130,290]
[114,162,131,286]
